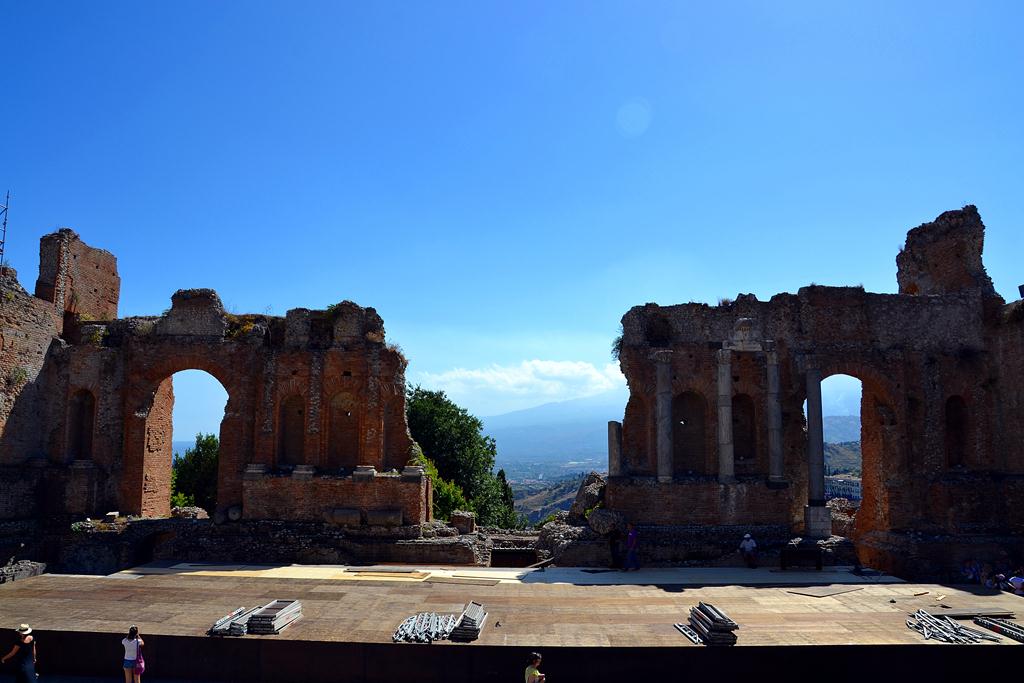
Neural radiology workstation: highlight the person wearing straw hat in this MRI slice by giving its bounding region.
[739,533,758,568]
[1,624,36,683]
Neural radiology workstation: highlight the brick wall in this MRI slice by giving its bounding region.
[242,473,430,524]
[606,477,792,526]
[34,229,119,323]
[0,268,59,464]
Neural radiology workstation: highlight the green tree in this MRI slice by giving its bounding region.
[416,456,470,521]
[406,386,497,502]
[406,386,521,527]
[171,433,219,512]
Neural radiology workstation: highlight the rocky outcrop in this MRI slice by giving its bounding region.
[587,508,624,536]
[568,471,606,525]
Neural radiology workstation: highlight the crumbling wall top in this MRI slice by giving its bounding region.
[896,205,996,297]
[154,289,228,337]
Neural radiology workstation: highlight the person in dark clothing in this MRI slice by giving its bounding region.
[1,624,36,683]
[608,528,623,569]
[624,522,640,571]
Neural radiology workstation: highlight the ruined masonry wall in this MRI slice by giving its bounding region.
[242,475,430,525]
[34,229,120,323]
[0,269,59,464]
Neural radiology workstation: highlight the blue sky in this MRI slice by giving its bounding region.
[2,2,1022,437]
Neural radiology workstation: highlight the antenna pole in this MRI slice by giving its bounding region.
[0,191,9,271]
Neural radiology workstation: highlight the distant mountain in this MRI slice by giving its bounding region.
[823,415,860,443]
[485,390,862,471]
[484,392,625,470]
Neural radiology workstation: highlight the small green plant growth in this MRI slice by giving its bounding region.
[3,291,14,302]
[717,297,733,307]
[413,452,469,521]
[85,327,107,345]
[7,366,28,387]
[536,512,559,528]
[611,324,624,360]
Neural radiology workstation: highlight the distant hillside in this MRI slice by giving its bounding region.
[513,473,584,524]
[825,441,861,476]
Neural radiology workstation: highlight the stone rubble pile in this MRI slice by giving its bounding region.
[0,560,45,584]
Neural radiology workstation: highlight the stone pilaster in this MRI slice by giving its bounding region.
[652,350,673,483]
[608,420,623,477]
[804,367,829,537]
[766,350,785,484]
[716,348,735,483]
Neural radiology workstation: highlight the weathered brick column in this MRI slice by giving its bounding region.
[766,350,785,484]
[716,348,735,483]
[652,350,673,483]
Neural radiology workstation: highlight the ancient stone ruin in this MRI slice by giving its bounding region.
[1,207,1021,578]
[605,206,1024,574]
[0,228,431,531]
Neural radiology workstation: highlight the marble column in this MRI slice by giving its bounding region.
[608,420,623,477]
[652,350,673,483]
[766,351,785,484]
[716,348,735,483]
[804,367,830,537]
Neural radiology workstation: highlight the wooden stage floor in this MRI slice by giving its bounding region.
[0,563,1020,648]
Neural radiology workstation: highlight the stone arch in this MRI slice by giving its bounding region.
[67,388,95,461]
[732,393,757,467]
[120,349,246,518]
[945,395,968,468]
[278,394,306,466]
[326,391,360,470]
[672,391,706,475]
[810,361,901,536]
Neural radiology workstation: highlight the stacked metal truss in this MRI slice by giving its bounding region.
[392,612,459,643]
[906,610,1000,644]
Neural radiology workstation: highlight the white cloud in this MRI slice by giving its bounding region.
[418,360,626,415]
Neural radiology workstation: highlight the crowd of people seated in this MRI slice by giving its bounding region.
[961,558,1024,594]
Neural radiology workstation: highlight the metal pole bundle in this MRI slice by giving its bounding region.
[906,610,1001,644]
[392,612,459,643]
[973,617,1024,644]
[687,602,739,646]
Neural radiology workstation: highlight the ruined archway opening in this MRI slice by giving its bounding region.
[672,391,707,476]
[945,395,969,468]
[131,369,228,518]
[804,374,863,535]
[66,389,96,462]
[327,392,360,472]
[278,394,306,467]
[732,393,757,474]
[168,370,228,514]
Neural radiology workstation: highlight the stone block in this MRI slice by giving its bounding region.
[400,465,424,482]
[450,510,476,535]
[325,507,362,527]
[243,463,268,480]
[587,508,624,536]
[284,308,311,348]
[352,465,377,482]
[102,511,119,523]
[804,504,831,538]
[154,289,227,336]
[291,465,316,481]
[366,508,403,526]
